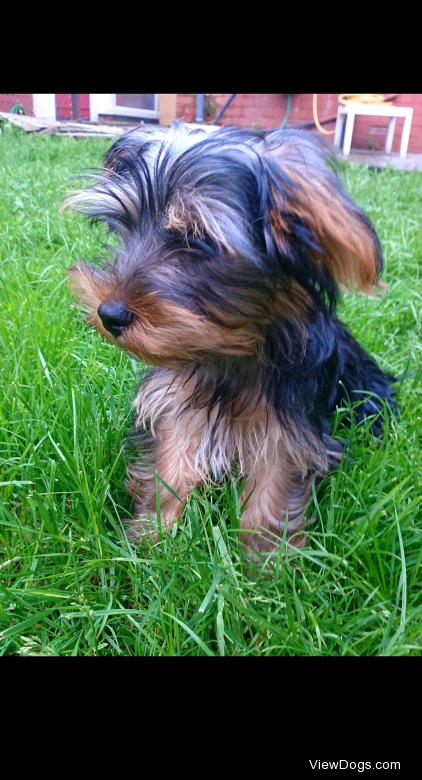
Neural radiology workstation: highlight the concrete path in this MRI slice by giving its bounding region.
[338,149,422,171]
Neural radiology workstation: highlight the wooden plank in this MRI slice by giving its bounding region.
[0,112,131,136]
[0,112,58,131]
[55,132,124,138]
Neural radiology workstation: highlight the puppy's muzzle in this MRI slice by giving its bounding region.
[97,301,135,337]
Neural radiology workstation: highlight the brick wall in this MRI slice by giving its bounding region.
[0,93,34,114]
[1,94,420,154]
[0,94,91,120]
[176,93,422,154]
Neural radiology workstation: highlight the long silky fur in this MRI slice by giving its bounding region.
[65,121,396,553]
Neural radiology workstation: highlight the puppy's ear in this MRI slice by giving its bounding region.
[262,131,383,295]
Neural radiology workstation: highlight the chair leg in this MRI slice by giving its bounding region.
[385,116,396,154]
[342,112,355,156]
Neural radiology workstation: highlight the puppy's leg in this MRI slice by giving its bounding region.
[239,452,316,555]
[125,417,202,540]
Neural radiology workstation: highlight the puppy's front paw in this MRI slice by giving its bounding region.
[124,513,177,542]
[124,514,157,541]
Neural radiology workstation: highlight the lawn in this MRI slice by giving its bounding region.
[0,123,421,656]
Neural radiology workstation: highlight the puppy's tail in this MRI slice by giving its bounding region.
[333,319,397,435]
[262,130,383,296]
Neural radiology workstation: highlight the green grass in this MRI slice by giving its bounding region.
[0,124,421,656]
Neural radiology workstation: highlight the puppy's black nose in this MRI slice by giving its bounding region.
[97,301,135,337]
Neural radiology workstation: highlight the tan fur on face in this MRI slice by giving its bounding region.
[67,263,109,327]
[126,300,261,364]
[68,259,313,371]
[67,262,262,367]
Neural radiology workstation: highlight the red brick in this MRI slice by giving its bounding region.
[176,93,422,152]
[231,96,253,109]
[0,93,34,114]
[224,107,244,118]
[239,107,261,120]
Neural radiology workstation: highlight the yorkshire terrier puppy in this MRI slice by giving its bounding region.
[65,120,395,554]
